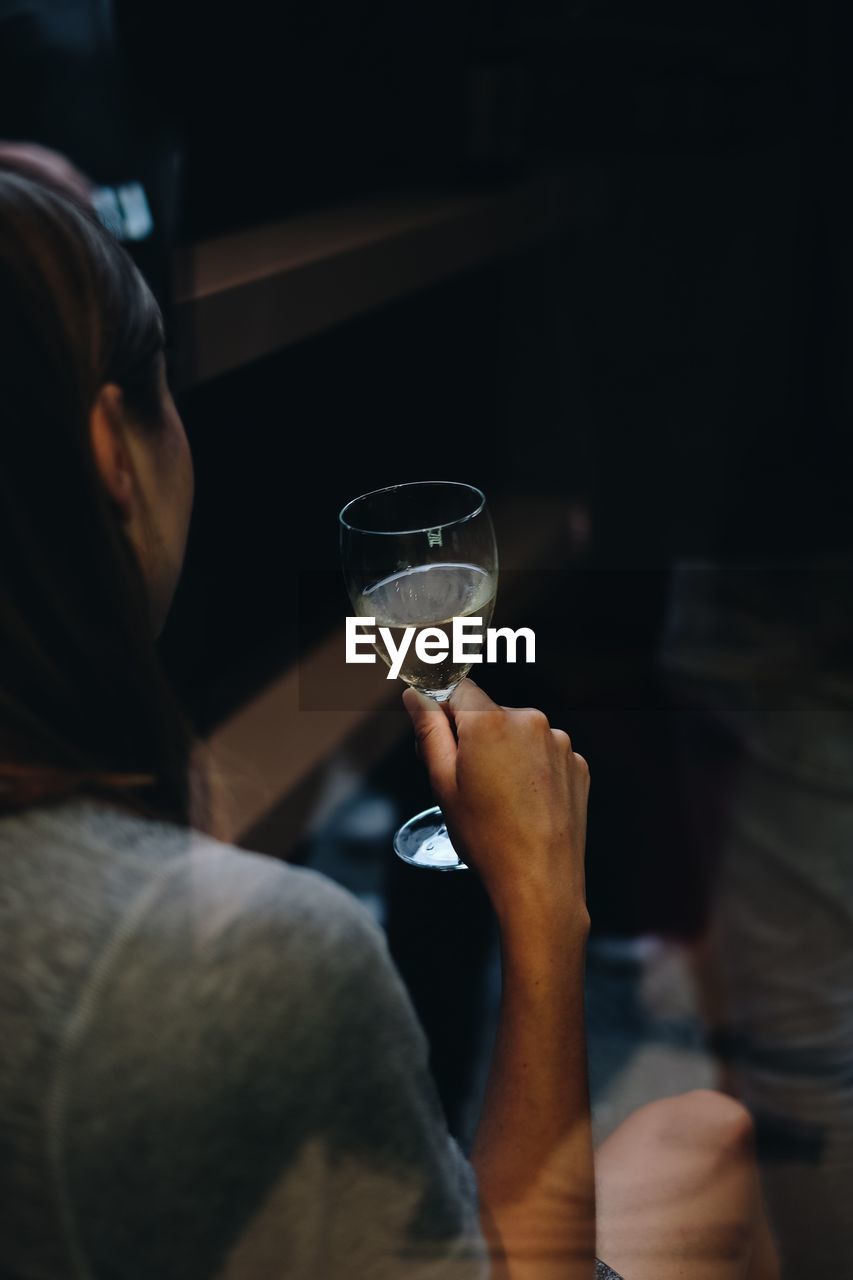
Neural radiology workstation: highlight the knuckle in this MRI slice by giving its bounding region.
[520,707,550,733]
[479,706,506,735]
[463,705,505,742]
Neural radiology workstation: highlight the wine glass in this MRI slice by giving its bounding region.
[339,481,498,870]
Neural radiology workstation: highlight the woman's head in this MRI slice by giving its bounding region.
[0,169,195,820]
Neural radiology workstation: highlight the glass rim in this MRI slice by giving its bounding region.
[338,480,487,536]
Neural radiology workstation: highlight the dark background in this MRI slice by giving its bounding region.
[148,1,853,940]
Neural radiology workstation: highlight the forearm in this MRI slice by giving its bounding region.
[400,684,594,1274]
[472,903,595,1280]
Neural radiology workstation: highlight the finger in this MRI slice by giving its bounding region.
[402,688,458,795]
[442,677,503,734]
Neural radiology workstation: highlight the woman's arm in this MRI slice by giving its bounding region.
[473,899,594,1280]
[404,681,595,1280]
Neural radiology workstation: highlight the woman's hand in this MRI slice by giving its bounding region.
[406,679,595,1276]
[402,679,589,927]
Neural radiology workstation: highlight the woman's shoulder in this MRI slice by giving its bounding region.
[122,805,386,965]
[2,794,377,933]
[31,797,408,1097]
[1,796,390,1024]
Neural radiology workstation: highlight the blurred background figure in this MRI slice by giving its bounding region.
[552,2,853,1273]
[0,0,182,303]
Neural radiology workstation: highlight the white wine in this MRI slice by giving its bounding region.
[356,562,496,696]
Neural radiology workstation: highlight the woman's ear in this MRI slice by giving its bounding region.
[89,384,135,520]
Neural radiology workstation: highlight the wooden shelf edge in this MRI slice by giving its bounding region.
[173,173,575,390]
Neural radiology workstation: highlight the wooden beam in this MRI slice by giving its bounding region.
[172,174,575,389]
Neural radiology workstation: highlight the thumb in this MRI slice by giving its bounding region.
[402,688,457,799]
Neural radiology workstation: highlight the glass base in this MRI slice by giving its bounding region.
[393,805,468,871]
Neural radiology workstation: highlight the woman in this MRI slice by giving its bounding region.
[0,170,778,1280]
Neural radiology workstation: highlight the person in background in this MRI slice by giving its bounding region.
[0,171,777,1280]
[529,4,853,1270]
[0,0,181,306]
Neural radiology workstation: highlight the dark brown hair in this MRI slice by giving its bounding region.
[0,170,193,823]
